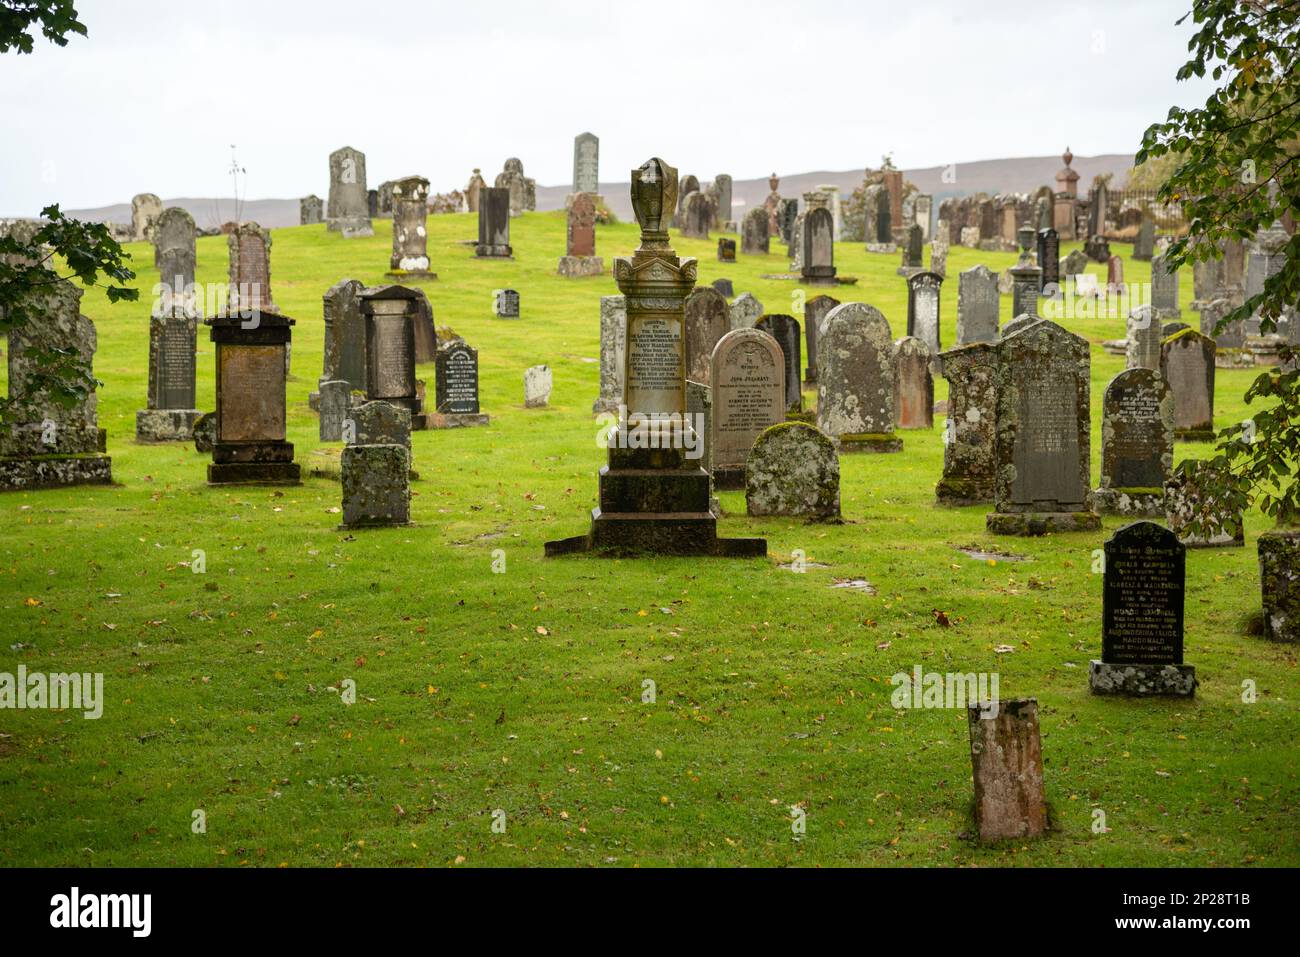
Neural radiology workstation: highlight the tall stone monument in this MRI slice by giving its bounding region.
[573,132,599,195]
[138,207,201,442]
[385,175,436,279]
[475,187,513,258]
[327,146,374,237]
[935,341,997,505]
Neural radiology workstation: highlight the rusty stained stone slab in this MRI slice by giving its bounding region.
[218,344,286,443]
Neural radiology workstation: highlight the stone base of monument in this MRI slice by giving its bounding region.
[985,510,1102,536]
[135,408,202,443]
[935,477,993,507]
[383,269,438,282]
[1088,660,1197,697]
[760,273,801,281]
[0,453,113,492]
[1259,529,1300,643]
[330,218,374,239]
[1093,487,1166,518]
[474,244,513,259]
[1101,339,1128,356]
[1215,348,1254,369]
[208,443,300,485]
[866,243,898,254]
[800,268,838,287]
[835,432,903,454]
[556,256,605,278]
[1174,427,1216,443]
[426,412,490,429]
[713,465,746,491]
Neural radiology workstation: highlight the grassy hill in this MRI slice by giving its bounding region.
[0,211,1295,867]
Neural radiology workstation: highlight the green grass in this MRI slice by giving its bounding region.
[0,211,1296,867]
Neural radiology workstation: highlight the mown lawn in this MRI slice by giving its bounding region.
[0,207,1295,867]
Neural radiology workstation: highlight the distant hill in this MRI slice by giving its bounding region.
[63,153,1133,229]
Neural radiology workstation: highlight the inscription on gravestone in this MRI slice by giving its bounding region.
[1102,521,1185,665]
[436,341,480,414]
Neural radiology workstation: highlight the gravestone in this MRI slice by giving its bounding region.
[1036,228,1059,293]
[153,207,197,298]
[136,295,201,443]
[1151,253,1181,317]
[930,230,949,278]
[1008,226,1041,321]
[801,207,836,285]
[780,198,799,245]
[1259,530,1300,643]
[317,379,350,442]
[906,271,943,353]
[1133,216,1155,261]
[729,291,763,330]
[0,279,112,490]
[935,341,997,505]
[968,699,1046,842]
[957,264,999,345]
[893,336,934,430]
[1161,329,1215,441]
[431,339,489,428]
[324,278,367,394]
[745,422,840,520]
[558,191,604,277]
[897,224,924,277]
[1199,297,1244,350]
[686,379,713,501]
[679,191,712,239]
[493,288,520,319]
[544,157,764,557]
[675,174,700,226]
[1094,368,1173,517]
[385,176,436,279]
[360,285,427,429]
[367,189,379,218]
[716,237,736,262]
[340,442,410,528]
[524,365,551,408]
[815,302,901,452]
[711,278,734,298]
[410,288,437,363]
[593,294,625,413]
[327,146,374,237]
[1061,248,1088,279]
[713,173,734,229]
[464,169,486,212]
[803,294,838,384]
[300,195,323,225]
[573,132,599,195]
[914,194,933,241]
[684,287,730,385]
[1107,254,1125,292]
[1089,521,1196,697]
[1125,305,1162,371]
[710,327,786,489]
[741,207,769,255]
[475,186,513,258]
[986,319,1100,535]
[350,398,411,449]
[1164,461,1245,547]
[204,308,299,485]
[495,157,536,217]
[755,314,803,414]
[227,222,276,314]
[131,193,162,241]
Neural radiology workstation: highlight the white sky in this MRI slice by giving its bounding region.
[0,0,1218,215]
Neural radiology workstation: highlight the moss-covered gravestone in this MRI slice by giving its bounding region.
[385,175,436,280]
[1164,461,1244,548]
[935,341,997,505]
[744,422,839,520]
[340,401,410,528]
[1160,328,1216,442]
[1259,530,1300,643]
[1094,368,1173,517]
[815,302,902,453]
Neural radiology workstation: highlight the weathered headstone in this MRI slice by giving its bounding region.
[136,297,201,443]
[524,365,551,408]
[957,264,999,345]
[1133,216,1155,261]
[755,314,803,414]
[741,207,769,255]
[1259,530,1300,643]
[713,174,734,229]
[1199,297,1245,350]
[430,339,489,428]
[1106,254,1125,292]
[729,291,763,330]
[802,294,838,385]
[1094,368,1173,517]
[324,278,367,394]
[1125,305,1162,371]
[1165,461,1245,548]
[593,294,626,413]
[801,207,836,285]
[816,302,901,453]
[710,327,786,489]
[385,176,436,279]
[1061,248,1088,279]
[327,146,374,237]
[153,207,197,298]
[716,237,736,262]
[745,422,840,520]
[935,341,997,504]
[897,224,924,277]
[573,132,599,195]
[906,271,943,353]
[475,186,513,258]
[300,195,323,225]
[677,191,710,239]
[360,285,427,429]
[1161,329,1215,441]
[493,288,520,319]
[464,169,486,212]
[495,157,536,217]
[131,193,162,242]
[684,287,730,385]
[1036,228,1059,292]
[227,222,276,314]
[986,319,1100,534]
[558,191,604,277]
[893,336,934,430]
[340,442,410,528]
[1089,521,1196,697]
[967,698,1047,843]
[1151,253,1181,317]
[711,278,734,298]
[1009,226,1042,321]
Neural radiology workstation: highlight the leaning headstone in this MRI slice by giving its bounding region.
[524,365,551,408]
[935,341,997,505]
[359,285,428,429]
[1160,329,1215,441]
[227,222,276,314]
[204,308,299,485]
[131,193,162,241]
[430,339,489,428]
[0,279,112,491]
[967,699,1047,843]
[1094,368,1173,517]
[710,327,786,489]
[684,287,730,385]
[906,271,943,353]
[385,176,436,279]
[300,195,323,225]
[475,186,513,258]
[800,207,837,286]
[327,146,374,237]
[802,294,839,384]
[893,337,934,430]
[741,207,769,255]
[815,302,902,453]
[593,294,626,414]
[986,319,1100,535]
[573,132,599,195]
[745,422,840,520]
[1164,461,1245,548]
[957,264,999,345]
[1151,253,1181,317]
[558,191,604,277]
[1061,248,1088,279]
[755,314,803,415]
[1089,521,1196,697]
[1125,305,1162,371]
[729,291,763,330]
[493,288,520,319]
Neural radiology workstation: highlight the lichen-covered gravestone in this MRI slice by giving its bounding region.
[967,698,1046,843]
[593,295,625,414]
[1164,461,1244,548]
[385,176,436,279]
[1090,521,1196,697]
[137,207,202,442]
[802,294,839,385]
[935,341,997,505]
[906,271,943,353]
[956,265,998,345]
[1160,328,1216,441]
[684,287,730,385]
[1094,368,1172,517]
[815,302,902,453]
[227,222,276,314]
[800,207,836,286]
[495,157,536,217]
[1151,253,1181,318]
[710,327,786,489]
[524,365,551,408]
[744,422,840,520]
[340,400,411,528]
[327,146,374,237]
[728,291,763,331]
[1125,305,1162,371]
[300,195,323,225]
[1259,530,1300,644]
[893,336,933,430]
[754,314,803,415]
[986,318,1100,535]
[741,207,769,255]
[678,191,711,240]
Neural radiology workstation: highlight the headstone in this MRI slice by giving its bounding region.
[227,222,275,314]
[935,341,997,505]
[1151,253,1181,317]
[1161,329,1215,441]
[136,301,201,442]
[524,365,551,408]
[893,336,933,430]
[0,279,113,491]
[367,189,379,218]
[1125,305,1162,371]
[1036,228,1059,292]
[914,194,933,241]
[204,308,299,484]
[675,174,700,226]
[1133,216,1155,261]
[1106,254,1125,292]
[1009,226,1041,320]
[741,207,769,255]
[716,237,736,262]
[327,146,374,237]
[754,314,803,414]
[1199,297,1244,349]
[558,192,604,277]
[780,198,799,245]
[318,379,350,442]
[710,327,786,489]
[340,441,410,528]
[711,278,734,298]
[1164,461,1245,547]
[713,174,734,228]
[803,294,838,384]
[729,291,763,330]
[744,422,840,520]
[324,278,367,393]
[131,193,162,242]
[153,207,197,297]
[686,379,713,494]
[815,302,902,452]
[359,285,427,428]
[1089,521,1196,697]
[930,230,948,278]
[986,319,1100,535]
[300,195,323,225]
[1259,530,1300,643]
[351,398,411,449]
[593,295,626,414]
[1061,248,1088,279]
[464,169,486,212]
[431,339,489,427]
[906,271,943,353]
[897,224,923,275]
[573,132,599,194]
[493,288,520,319]
[495,157,536,217]
[957,264,999,345]
[383,176,435,278]
[684,287,730,385]
[801,207,836,285]
[475,186,513,258]
[1094,368,1173,517]
[678,191,711,239]
[967,699,1047,842]
[410,288,437,364]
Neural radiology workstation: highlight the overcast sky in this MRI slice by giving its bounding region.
[0,0,1217,216]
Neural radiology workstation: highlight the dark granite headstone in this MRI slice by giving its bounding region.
[717,237,736,262]
[755,314,803,414]
[475,186,513,257]
[1036,228,1059,292]
[435,340,480,414]
[1095,367,1172,517]
[711,278,734,298]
